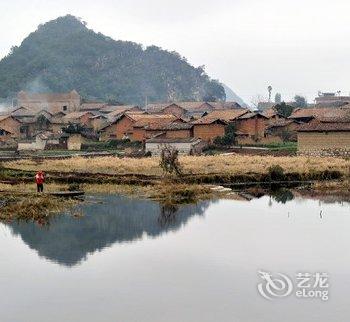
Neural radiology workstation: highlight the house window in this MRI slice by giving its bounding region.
[63,106,68,111]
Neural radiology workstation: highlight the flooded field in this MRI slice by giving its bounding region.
[0,192,350,322]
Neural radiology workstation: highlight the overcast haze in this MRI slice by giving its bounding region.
[1,0,350,104]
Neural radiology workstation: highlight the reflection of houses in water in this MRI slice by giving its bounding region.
[7,195,212,267]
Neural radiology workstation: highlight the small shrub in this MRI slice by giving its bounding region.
[267,165,285,181]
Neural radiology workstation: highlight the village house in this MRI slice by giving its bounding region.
[145,137,203,155]
[100,105,141,116]
[99,113,176,141]
[145,122,194,139]
[80,102,107,113]
[192,118,227,142]
[129,115,178,141]
[63,111,95,127]
[9,106,36,123]
[297,118,350,155]
[104,106,142,121]
[191,109,249,142]
[0,115,22,138]
[288,107,350,123]
[145,101,241,118]
[265,119,300,142]
[17,131,86,151]
[89,115,108,132]
[0,127,14,143]
[262,107,285,124]
[234,112,268,143]
[17,90,81,114]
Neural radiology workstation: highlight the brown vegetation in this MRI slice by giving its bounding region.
[0,194,79,222]
[4,154,350,177]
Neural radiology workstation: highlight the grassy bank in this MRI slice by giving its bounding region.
[0,192,79,222]
[4,154,350,176]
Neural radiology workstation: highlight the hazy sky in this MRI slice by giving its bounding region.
[1,0,350,104]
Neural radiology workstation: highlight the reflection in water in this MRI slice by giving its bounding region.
[270,188,295,204]
[6,195,212,267]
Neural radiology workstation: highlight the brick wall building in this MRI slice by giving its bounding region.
[0,115,21,137]
[234,112,268,140]
[192,119,227,142]
[17,90,81,114]
[298,119,350,154]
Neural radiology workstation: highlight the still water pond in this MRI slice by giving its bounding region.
[1,192,350,322]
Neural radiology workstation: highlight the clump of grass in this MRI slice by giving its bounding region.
[0,195,79,222]
[153,183,212,204]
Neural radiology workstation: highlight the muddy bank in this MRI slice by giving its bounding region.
[0,166,343,186]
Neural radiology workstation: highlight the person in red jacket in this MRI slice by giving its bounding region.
[35,171,45,193]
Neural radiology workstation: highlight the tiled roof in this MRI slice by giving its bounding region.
[63,111,92,119]
[146,137,201,144]
[192,109,249,124]
[298,120,350,132]
[208,101,241,109]
[238,112,268,119]
[80,102,107,110]
[145,101,239,114]
[90,115,107,119]
[267,119,297,129]
[132,115,177,128]
[100,105,140,114]
[10,107,36,117]
[176,102,212,111]
[145,103,181,113]
[145,121,193,131]
[0,115,12,122]
[262,108,283,118]
[289,107,350,120]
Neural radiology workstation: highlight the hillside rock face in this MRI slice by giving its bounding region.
[0,15,227,105]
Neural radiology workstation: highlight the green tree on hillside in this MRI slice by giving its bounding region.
[0,15,226,105]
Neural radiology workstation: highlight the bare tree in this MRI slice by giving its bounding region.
[250,94,267,108]
[159,145,183,176]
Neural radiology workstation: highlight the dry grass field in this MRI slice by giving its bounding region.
[4,154,350,176]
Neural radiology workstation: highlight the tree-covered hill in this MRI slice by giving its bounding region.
[0,15,226,105]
